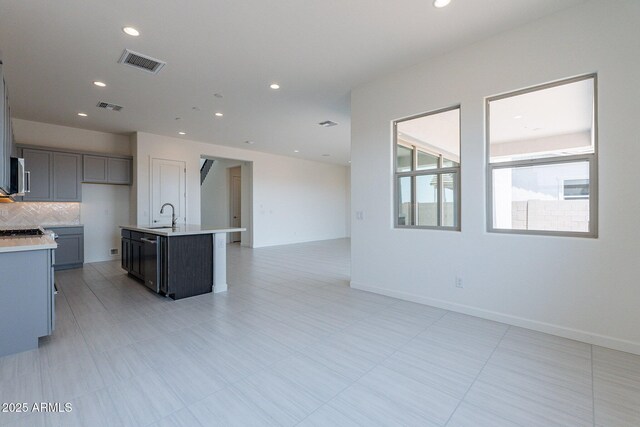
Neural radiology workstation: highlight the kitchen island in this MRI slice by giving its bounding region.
[120,225,244,299]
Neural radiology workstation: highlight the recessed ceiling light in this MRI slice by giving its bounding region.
[245,140,255,145]
[93,81,106,87]
[322,154,330,157]
[433,0,451,8]
[178,131,186,135]
[270,83,280,90]
[214,112,223,117]
[77,112,88,117]
[123,26,140,36]
[294,150,300,153]
[513,115,523,119]
[348,161,351,163]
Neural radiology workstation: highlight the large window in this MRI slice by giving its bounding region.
[394,106,460,230]
[487,75,597,237]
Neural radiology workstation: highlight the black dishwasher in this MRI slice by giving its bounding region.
[141,235,160,293]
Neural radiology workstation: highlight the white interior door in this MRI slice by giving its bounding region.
[230,167,241,242]
[151,158,186,226]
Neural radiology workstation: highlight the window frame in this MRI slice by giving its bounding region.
[485,74,598,238]
[393,105,461,231]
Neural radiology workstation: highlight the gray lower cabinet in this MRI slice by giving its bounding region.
[83,154,132,185]
[0,248,55,357]
[48,226,84,270]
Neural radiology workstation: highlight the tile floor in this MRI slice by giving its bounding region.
[1,238,639,426]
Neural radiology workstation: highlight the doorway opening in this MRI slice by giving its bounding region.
[200,156,253,247]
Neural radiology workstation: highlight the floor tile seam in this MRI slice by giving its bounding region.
[244,351,357,426]
[458,380,596,427]
[468,372,596,413]
[446,399,529,427]
[443,324,511,426]
[321,308,460,414]
[476,363,595,401]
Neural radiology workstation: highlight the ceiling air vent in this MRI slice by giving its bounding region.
[96,101,123,111]
[318,120,338,127]
[118,49,166,74]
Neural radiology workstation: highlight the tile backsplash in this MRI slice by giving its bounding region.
[0,202,81,226]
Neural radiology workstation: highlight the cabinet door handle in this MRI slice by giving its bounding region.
[24,171,31,193]
[140,238,157,244]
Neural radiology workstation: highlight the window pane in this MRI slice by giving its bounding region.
[417,150,438,170]
[416,175,438,226]
[396,145,412,172]
[492,161,590,232]
[489,77,595,163]
[397,176,412,225]
[397,108,460,165]
[441,173,458,227]
[443,158,459,168]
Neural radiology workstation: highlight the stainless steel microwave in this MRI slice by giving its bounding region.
[9,157,30,195]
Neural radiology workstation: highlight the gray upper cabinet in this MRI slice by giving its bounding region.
[83,154,131,185]
[108,157,131,184]
[53,152,81,201]
[22,149,81,202]
[0,63,14,195]
[22,149,53,201]
[83,155,108,183]
[0,66,5,193]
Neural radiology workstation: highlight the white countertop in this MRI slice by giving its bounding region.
[120,224,246,237]
[0,233,57,254]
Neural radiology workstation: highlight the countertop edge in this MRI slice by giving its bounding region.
[120,225,246,236]
[0,237,57,254]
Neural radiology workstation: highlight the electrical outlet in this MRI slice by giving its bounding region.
[0,208,8,218]
[356,211,364,220]
[455,277,463,288]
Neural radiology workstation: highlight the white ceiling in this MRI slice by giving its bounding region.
[0,0,584,165]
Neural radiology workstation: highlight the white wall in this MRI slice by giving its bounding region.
[351,1,640,354]
[134,132,348,248]
[13,119,132,262]
[81,184,131,262]
[12,119,131,155]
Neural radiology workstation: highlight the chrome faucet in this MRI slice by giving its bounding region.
[160,203,177,228]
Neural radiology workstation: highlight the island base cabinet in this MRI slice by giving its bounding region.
[120,231,214,300]
[0,249,54,357]
[166,234,213,300]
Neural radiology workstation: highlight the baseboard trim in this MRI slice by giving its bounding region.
[350,280,640,356]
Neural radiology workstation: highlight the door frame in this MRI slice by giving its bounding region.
[149,157,187,226]
[228,166,242,243]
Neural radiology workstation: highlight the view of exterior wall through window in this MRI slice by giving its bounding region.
[394,106,460,230]
[486,74,597,237]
